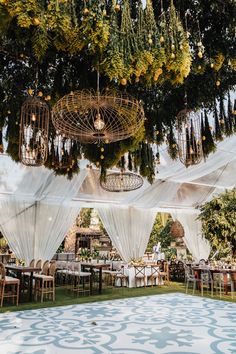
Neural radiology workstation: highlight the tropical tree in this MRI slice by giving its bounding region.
[198,188,236,258]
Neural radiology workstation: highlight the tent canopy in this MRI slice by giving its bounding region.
[1,135,236,262]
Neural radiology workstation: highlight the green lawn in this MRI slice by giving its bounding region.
[0,282,235,313]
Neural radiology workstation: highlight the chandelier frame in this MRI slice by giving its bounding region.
[100,171,143,192]
[19,96,49,166]
[176,108,203,167]
[51,89,145,144]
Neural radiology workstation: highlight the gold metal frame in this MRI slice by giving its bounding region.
[52,89,145,144]
[19,97,49,166]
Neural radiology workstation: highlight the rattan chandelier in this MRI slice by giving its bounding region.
[100,171,143,192]
[51,89,145,144]
[19,96,49,166]
[176,109,203,167]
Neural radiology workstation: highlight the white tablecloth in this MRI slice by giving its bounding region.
[115,266,163,288]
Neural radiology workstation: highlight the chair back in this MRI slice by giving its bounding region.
[36,259,42,269]
[213,272,223,285]
[29,259,35,267]
[134,266,145,277]
[162,261,169,273]
[184,264,194,279]
[42,260,50,275]
[201,269,212,283]
[0,262,6,281]
[150,265,160,277]
[49,261,57,276]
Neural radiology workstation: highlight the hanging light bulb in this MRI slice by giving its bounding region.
[94,112,105,130]
[31,113,36,121]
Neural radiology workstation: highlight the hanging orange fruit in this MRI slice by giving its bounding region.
[33,18,40,26]
[120,78,127,86]
[160,36,165,44]
[115,4,120,12]
[83,8,90,15]
[198,51,203,59]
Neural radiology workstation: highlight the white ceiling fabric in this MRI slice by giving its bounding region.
[0,156,88,262]
[0,133,236,262]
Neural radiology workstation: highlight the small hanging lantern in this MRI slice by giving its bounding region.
[51,135,73,169]
[176,109,203,167]
[19,96,49,166]
[100,170,143,192]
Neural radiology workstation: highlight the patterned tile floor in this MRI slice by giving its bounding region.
[0,293,236,354]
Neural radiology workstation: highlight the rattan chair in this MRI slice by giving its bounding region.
[35,259,42,269]
[0,262,20,307]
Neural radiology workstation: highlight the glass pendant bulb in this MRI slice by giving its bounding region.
[94,113,105,130]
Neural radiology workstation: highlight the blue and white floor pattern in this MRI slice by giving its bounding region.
[0,293,236,354]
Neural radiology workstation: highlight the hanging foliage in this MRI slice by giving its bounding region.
[201,111,216,158]
[160,0,192,85]
[0,0,235,178]
[213,101,223,141]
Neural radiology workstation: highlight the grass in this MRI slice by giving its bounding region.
[0,281,235,313]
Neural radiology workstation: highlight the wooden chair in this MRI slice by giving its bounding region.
[69,263,91,296]
[134,266,146,287]
[147,265,160,287]
[159,261,170,285]
[34,261,56,302]
[35,259,42,269]
[114,266,128,288]
[29,259,35,267]
[0,262,20,307]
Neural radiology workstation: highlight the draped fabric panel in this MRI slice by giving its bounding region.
[0,167,88,263]
[171,211,211,261]
[98,206,156,262]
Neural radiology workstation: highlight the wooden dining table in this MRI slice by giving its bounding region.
[81,262,110,294]
[5,265,42,302]
[192,266,236,294]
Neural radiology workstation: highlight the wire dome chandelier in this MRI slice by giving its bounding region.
[176,109,203,167]
[100,171,143,192]
[51,89,145,144]
[19,96,49,166]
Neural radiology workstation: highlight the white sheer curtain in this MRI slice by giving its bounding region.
[0,169,88,264]
[171,211,211,261]
[98,206,156,262]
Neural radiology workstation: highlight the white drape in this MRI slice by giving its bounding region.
[0,167,88,263]
[171,211,211,261]
[98,206,156,262]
